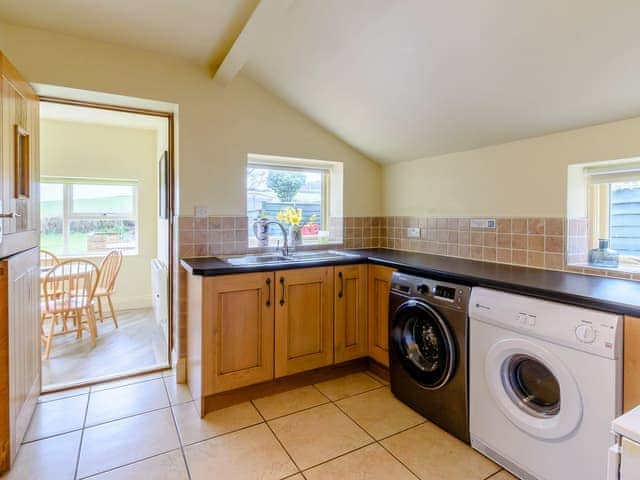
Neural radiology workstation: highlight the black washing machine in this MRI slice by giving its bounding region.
[389,272,471,443]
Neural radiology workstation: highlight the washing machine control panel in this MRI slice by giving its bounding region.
[390,273,470,311]
[469,287,622,359]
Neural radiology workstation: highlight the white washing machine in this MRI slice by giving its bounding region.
[469,287,622,480]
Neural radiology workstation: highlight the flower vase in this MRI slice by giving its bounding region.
[289,224,303,250]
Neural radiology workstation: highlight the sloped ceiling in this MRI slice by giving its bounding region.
[243,0,640,163]
[3,1,640,164]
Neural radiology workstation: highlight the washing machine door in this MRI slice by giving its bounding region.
[484,337,583,440]
[391,299,456,389]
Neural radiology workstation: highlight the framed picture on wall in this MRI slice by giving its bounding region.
[158,150,168,219]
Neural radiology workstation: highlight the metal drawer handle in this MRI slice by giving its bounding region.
[338,271,344,298]
[279,276,285,306]
[266,277,271,307]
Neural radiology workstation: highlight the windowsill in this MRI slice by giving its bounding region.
[55,251,139,259]
[568,262,640,275]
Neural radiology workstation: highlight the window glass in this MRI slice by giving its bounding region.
[609,181,640,256]
[40,179,138,256]
[247,165,326,245]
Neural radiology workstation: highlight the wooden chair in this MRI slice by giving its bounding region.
[41,259,100,360]
[40,249,59,268]
[95,250,123,328]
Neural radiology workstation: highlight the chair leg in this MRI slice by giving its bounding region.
[86,308,98,348]
[43,314,56,360]
[107,295,118,328]
[97,297,104,323]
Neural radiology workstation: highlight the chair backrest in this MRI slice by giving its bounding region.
[40,249,59,268]
[42,259,100,312]
[98,250,123,293]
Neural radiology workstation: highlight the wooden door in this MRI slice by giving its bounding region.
[275,267,334,377]
[0,53,39,259]
[202,272,275,395]
[0,247,40,472]
[367,265,396,367]
[334,264,367,363]
[624,315,640,412]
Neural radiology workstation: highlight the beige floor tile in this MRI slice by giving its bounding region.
[268,403,373,470]
[90,449,188,480]
[283,475,304,480]
[24,393,88,442]
[314,372,382,401]
[86,378,169,426]
[3,431,81,480]
[184,423,297,480]
[336,388,425,439]
[91,371,163,392]
[304,443,418,480]
[365,371,390,386]
[163,376,192,405]
[253,386,329,420]
[489,471,519,480]
[173,401,263,445]
[382,423,500,480]
[39,386,90,403]
[77,408,180,478]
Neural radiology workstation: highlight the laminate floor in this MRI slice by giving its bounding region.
[42,308,169,389]
[9,371,519,480]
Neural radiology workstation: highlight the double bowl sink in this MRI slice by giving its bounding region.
[224,250,358,267]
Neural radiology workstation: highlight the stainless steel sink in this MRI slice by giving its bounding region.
[225,255,289,266]
[224,250,356,266]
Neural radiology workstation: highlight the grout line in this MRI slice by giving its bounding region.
[78,448,184,480]
[73,386,92,480]
[484,469,509,479]
[376,437,424,480]
[259,399,332,422]
[83,403,172,430]
[299,441,377,475]
[251,399,304,476]
[161,373,193,480]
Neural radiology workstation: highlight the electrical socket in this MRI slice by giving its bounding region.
[470,218,496,229]
[407,227,421,239]
[194,206,208,218]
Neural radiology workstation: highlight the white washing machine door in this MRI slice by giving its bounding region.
[485,338,583,440]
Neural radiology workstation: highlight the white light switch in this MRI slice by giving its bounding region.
[194,206,208,218]
[407,227,420,239]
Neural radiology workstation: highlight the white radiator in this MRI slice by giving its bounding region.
[151,258,168,341]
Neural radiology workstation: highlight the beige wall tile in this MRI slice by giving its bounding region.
[497,234,511,249]
[496,248,511,264]
[545,235,563,253]
[483,233,496,247]
[545,218,564,235]
[527,218,545,235]
[527,251,545,268]
[512,249,527,265]
[511,234,526,250]
[511,218,526,234]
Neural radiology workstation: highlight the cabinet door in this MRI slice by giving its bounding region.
[275,267,334,378]
[335,264,368,363]
[624,315,640,412]
[0,54,39,259]
[367,265,396,367]
[203,272,274,395]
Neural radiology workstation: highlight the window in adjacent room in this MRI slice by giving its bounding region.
[247,154,343,247]
[40,177,139,256]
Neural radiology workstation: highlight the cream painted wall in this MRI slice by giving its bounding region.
[383,117,640,218]
[0,22,382,217]
[40,119,157,310]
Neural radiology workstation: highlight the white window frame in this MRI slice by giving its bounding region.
[41,176,140,257]
[246,154,344,248]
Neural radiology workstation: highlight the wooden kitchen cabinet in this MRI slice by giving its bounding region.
[334,264,368,363]
[275,267,334,377]
[624,315,640,412]
[367,265,396,367]
[188,271,275,412]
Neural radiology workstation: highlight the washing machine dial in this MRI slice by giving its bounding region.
[416,284,429,295]
[575,324,597,344]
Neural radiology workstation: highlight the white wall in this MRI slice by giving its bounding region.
[0,22,382,218]
[40,119,157,310]
[383,116,640,218]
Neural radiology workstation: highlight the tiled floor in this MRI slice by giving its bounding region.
[43,308,169,389]
[6,370,519,480]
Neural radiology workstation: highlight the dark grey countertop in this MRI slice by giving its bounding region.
[180,248,640,316]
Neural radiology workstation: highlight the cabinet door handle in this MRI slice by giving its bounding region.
[0,212,20,218]
[266,277,271,307]
[338,271,344,298]
[279,276,285,306]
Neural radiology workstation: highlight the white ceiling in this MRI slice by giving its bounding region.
[41,102,167,133]
[243,0,640,163]
[3,1,640,163]
[0,0,259,67]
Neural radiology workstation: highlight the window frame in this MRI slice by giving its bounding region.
[41,176,140,257]
[246,161,331,247]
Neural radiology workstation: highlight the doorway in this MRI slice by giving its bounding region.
[38,98,174,390]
